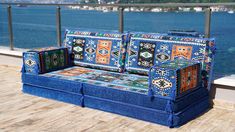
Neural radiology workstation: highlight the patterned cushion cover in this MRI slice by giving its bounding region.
[23,47,70,74]
[43,66,149,94]
[64,29,128,72]
[149,60,201,99]
[125,32,216,88]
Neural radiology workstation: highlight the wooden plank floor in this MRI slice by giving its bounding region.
[0,65,235,132]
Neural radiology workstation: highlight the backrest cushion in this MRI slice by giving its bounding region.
[125,32,215,79]
[64,29,128,72]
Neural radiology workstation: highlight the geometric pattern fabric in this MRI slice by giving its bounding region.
[23,47,70,74]
[149,60,201,99]
[43,66,149,94]
[64,29,128,72]
[125,32,215,79]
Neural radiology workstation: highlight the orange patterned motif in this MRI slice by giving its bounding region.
[180,65,199,93]
[96,40,112,64]
[171,45,192,60]
[58,68,93,76]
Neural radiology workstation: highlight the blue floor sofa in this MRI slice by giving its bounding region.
[22,29,216,127]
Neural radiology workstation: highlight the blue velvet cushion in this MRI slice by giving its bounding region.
[23,81,209,127]
[22,65,210,127]
[22,73,83,94]
[64,29,128,72]
[23,66,208,112]
[84,93,209,127]
[23,84,83,106]
[22,66,208,111]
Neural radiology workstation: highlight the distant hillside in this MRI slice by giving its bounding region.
[2,0,235,3]
[1,0,79,3]
[118,0,235,3]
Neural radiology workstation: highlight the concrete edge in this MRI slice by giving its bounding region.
[213,99,235,111]
[0,46,28,58]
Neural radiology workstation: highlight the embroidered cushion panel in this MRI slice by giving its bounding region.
[64,29,128,72]
[125,33,215,77]
[43,66,149,94]
[149,60,201,99]
[23,47,70,74]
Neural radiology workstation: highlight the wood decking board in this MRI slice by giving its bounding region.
[0,65,235,132]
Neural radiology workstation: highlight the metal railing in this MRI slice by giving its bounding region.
[1,2,235,50]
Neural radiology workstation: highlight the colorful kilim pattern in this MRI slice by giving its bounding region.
[179,64,199,93]
[149,60,201,99]
[96,40,112,64]
[202,40,216,89]
[23,52,40,74]
[125,32,215,90]
[57,67,93,76]
[64,29,128,72]
[171,45,192,60]
[43,66,149,94]
[23,47,70,74]
[72,38,85,60]
[137,42,156,67]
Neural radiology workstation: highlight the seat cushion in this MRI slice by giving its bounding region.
[23,66,209,113]
[125,32,214,75]
[23,84,83,106]
[22,72,83,94]
[35,66,208,112]
[43,66,149,94]
[64,29,128,72]
[84,94,209,127]
[22,66,209,127]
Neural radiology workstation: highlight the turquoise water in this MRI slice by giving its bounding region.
[0,6,235,76]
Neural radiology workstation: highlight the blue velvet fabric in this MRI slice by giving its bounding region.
[23,84,83,106]
[22,82,209,127]
[84,94,209,127]
[22,69,210,127]
[83,83,208,113]
[173,96,209,127]
[22,66,209,112]
[22,73,83,94]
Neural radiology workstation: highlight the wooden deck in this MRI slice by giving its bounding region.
[0,65,235,132]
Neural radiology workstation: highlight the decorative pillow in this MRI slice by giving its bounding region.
[64,29,128,72]
[23,47,70,74]
[125,32,215,77]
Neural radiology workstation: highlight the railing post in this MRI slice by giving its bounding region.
[204,7,211,38]
[56,6,61,47]
[7,5,14,50]
[118,7,124,33]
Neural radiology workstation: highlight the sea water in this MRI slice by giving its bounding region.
[0,6,235,76]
